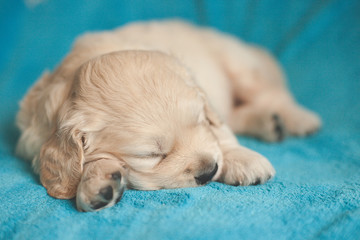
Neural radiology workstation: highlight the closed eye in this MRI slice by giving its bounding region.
[148,153,167,159]
[129,152,167,161]
[124,153,167,171]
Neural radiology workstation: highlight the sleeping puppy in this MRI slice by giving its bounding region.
[16,21,321,212]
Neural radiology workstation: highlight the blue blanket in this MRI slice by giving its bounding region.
[1,0,359,239]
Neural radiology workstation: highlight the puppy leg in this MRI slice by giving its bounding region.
[205,33,321,140]
[76,158,127,212]
[273,97,321,137]
[228,104,286,142]
[228,94,321,141]
[212,124,275,186]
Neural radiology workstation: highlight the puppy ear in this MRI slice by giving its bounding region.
[39,129,84,199]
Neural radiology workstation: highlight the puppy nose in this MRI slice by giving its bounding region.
[195,163,218,185]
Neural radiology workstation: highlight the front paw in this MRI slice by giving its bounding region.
[76,171,126,212]
[218,146,275,186]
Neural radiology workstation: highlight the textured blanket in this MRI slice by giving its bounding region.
[1,0,359,239]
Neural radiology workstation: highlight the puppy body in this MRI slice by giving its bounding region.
[16,21,320,211]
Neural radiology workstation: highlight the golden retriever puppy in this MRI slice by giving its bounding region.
[16,21,320,212]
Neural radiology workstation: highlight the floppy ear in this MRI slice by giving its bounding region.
[39,129,84,199]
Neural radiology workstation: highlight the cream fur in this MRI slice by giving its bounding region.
[16,20,321,211]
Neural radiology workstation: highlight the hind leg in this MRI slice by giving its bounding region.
[210,38,321,141]
[270,94,321,137]
[228,89,321,142]
[228,103,286,142]
[204,30,321,141]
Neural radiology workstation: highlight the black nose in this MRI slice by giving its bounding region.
[195,163,218,185]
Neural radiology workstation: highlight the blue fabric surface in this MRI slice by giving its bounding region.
[1,0,360,239]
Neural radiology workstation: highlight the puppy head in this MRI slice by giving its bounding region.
[40,50,223,207]
[76,50,223,191]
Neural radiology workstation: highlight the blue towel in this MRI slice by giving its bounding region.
[1,0,359,239]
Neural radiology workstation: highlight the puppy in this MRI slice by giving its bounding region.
[16,21,321,212]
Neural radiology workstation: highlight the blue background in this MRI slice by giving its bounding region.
[0,0,359,239]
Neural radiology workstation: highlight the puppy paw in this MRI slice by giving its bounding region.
[252,113,286,142]
[218,146,276,186]
[282,106,321,137]
[76,170,126,212]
